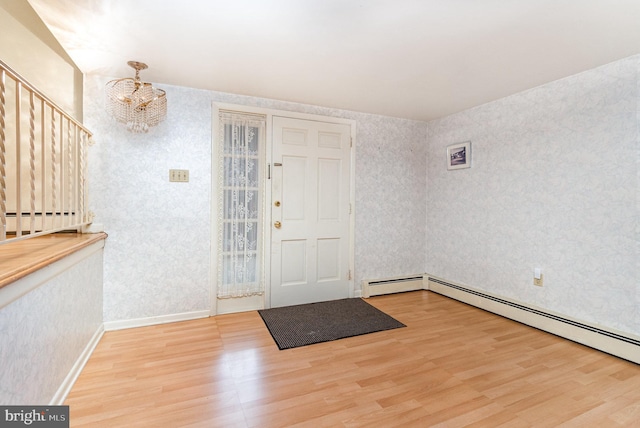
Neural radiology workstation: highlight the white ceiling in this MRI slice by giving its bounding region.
[27,0,640,122]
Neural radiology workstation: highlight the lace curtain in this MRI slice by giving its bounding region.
[217,112,266,298]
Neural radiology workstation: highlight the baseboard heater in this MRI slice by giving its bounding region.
[427,276,640,365]
[362,275,425,298]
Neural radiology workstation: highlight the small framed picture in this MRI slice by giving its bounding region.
[447,141,471,170]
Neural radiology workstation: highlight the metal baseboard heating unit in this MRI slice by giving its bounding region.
[427,276,640,365]
[362,275,425,298]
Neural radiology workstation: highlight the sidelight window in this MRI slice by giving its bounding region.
[216,112,266,298]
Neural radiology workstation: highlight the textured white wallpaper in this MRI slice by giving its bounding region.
[85,81,213,322]
[355,117,428,281]
[0,250,103,405]
[84,75,427,322]
[427,55,639,336]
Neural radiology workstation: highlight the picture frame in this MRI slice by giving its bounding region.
[447,141,471,170]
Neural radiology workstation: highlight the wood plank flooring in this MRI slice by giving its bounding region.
[65,291,640,427]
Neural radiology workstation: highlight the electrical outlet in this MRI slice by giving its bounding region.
[533,274,543,287]
[169,169,189,182]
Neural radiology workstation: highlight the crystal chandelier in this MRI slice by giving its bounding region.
[105,61,167,133]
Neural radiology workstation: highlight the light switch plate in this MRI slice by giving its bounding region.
[169,169,189,182]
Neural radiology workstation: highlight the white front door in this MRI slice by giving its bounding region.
[270,116,352,308]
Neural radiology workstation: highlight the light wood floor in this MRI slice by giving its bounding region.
[65,291,640,427]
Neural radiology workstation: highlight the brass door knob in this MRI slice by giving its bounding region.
[274,201,281,207]
[274,221,282,229]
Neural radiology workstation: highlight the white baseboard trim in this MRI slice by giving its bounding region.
[426,275,640,365]
[50,324,105,405]
[104,310,210,331]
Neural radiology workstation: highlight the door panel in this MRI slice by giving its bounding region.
[271,116,351,308]
[282,127,308,146]
[281,240,307,285]
[318,158,341,220]
[317,238,340,282]
[318,131,342,149]
[282,156,307,221]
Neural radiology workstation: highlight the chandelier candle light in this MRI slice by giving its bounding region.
[105,61,167,133]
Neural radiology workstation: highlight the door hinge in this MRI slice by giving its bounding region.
[350,137,353,148]
[267,163,271,179]
[348,269,352,280]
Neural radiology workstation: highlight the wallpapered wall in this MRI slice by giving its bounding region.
[0,250,103,405]
[426,55,639,336]
[83,75,427,322]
